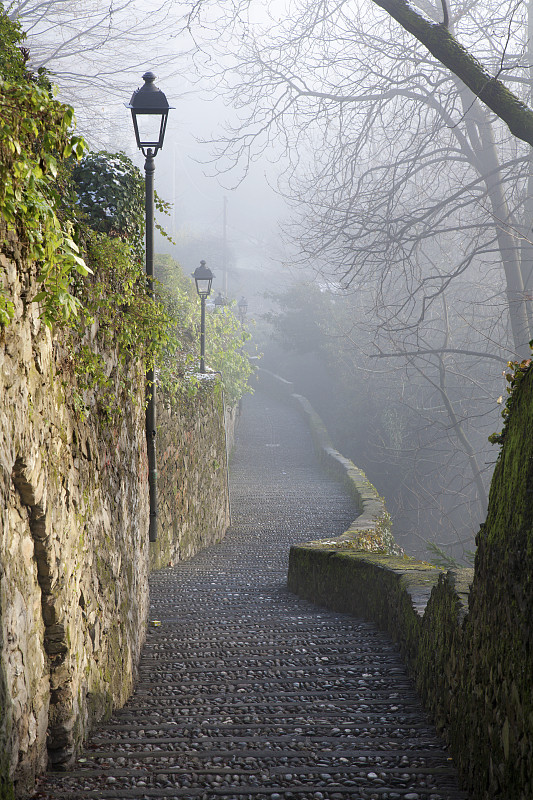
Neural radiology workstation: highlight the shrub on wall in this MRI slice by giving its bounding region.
[0,5,87,326]
[156,253,255,406]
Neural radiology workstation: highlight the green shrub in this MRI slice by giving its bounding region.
[0,7,86,326]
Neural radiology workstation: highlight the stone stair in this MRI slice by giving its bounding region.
[35,390,467,800]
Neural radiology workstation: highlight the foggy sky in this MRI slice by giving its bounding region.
[13,0,292,279]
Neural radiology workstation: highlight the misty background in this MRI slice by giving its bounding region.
[8,0,531,563]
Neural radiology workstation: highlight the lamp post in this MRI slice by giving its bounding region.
[127,71,172,543]
[193,260,214,373]
[237,296,248,327]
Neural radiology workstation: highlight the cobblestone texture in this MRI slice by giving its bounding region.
[34,391,468,800]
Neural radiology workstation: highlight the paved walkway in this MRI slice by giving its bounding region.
[37,390,467,800]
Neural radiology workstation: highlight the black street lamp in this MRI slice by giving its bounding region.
[193,260,214,374]
[237,296,248,326]
[127,71,172,543]
[127,71,172,157]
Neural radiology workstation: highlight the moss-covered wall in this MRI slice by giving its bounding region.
[0,229,150,797]
[0,230,232,798]
[276,364,533,800]
[460,363,533,798]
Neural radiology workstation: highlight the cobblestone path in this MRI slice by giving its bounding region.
[37,390,467,800]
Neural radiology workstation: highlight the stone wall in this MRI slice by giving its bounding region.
[282,363,533,800]
[0,229,149,797]
[0,230,232,799]
[151,381,235,570]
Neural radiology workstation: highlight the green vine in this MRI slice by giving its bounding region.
[0,10,87,326]
[72,151,145,263]
[65,232,176,423]
[72,149,175,267]
[205,302,254,405]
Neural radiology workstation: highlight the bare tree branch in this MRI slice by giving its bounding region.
[440,0,449,29]
[371,0,533,146]
[373,347,508,364]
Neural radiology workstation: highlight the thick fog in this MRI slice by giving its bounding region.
[11,0,533,563]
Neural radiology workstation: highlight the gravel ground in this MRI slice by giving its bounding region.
[34,390,468,800]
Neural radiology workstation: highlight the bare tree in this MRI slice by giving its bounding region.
[185,0,533,142]
[359,277,505,544]
[180,0,533,555]
[196,0,533,354]
[265,274,502,559]
[371,0,533,147]
[6,0,189,141]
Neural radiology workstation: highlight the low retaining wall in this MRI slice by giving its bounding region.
[257,368,396,553]
[288,546,473,752]
[264,365,533,799]
[0,234,233,798]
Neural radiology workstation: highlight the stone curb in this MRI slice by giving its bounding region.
[256,367,473,616]
[257,368,395,553]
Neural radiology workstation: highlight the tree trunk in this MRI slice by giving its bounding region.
[520,0,533,332]
[454,82,531,357]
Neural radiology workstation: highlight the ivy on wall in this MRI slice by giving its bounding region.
[72,151,145,263]
[68,156,252,419]
[72,149,174,263]
[0,7,87,326]
[65,233,173,422]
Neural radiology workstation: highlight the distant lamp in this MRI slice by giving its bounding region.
[126,71,172,157]
[193,260,214,372]
[193,260,214,299]
[214,292,225,311]
[237,297,248,319]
